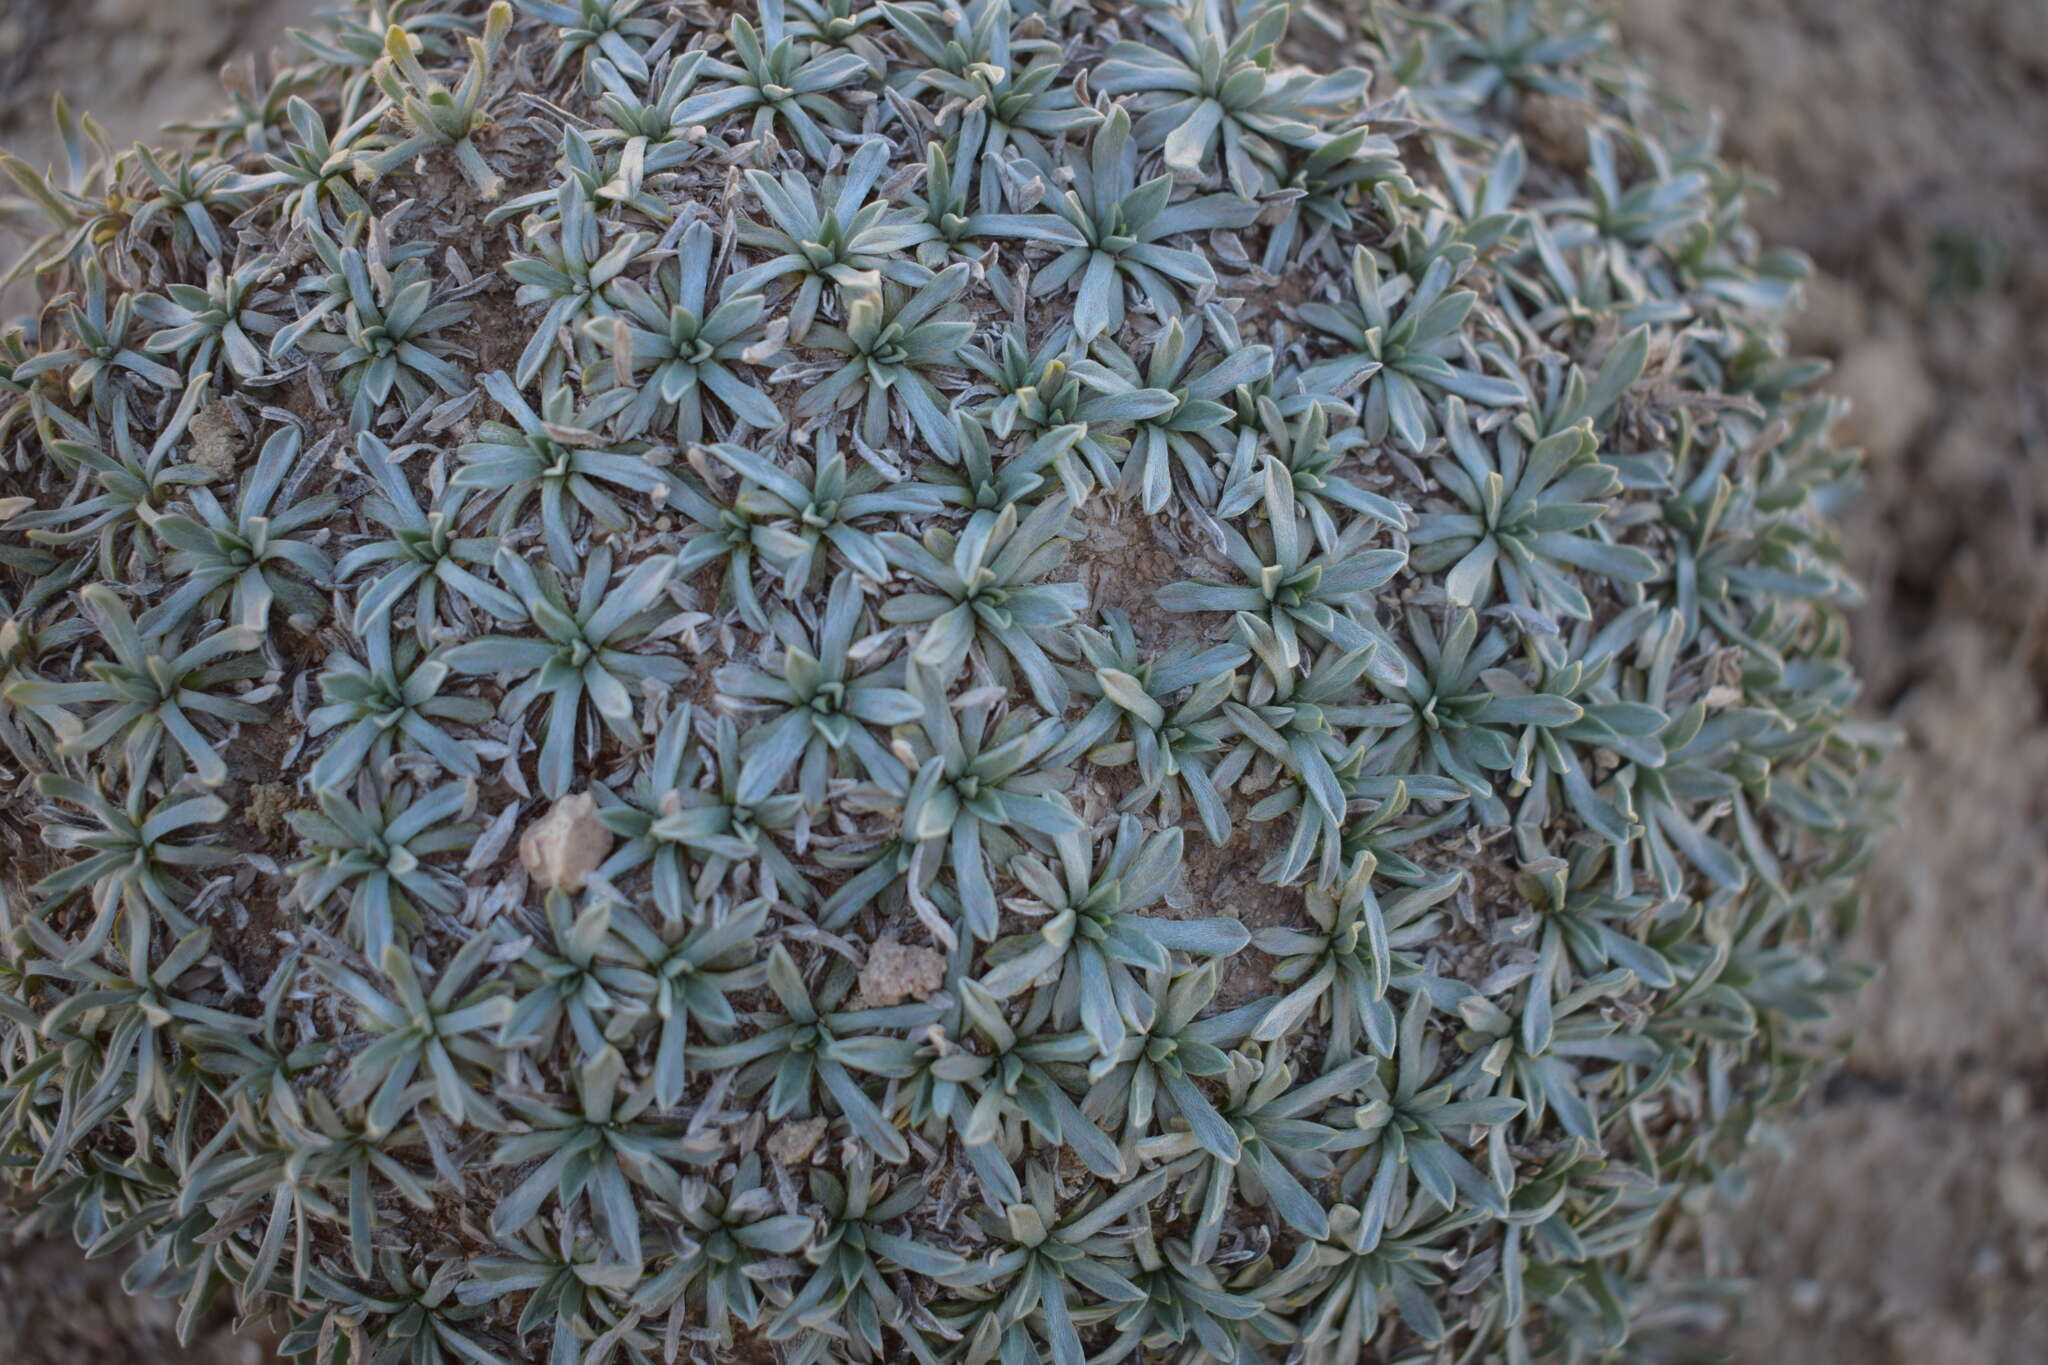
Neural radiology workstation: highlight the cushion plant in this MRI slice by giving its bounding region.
[0,1,1885,1362]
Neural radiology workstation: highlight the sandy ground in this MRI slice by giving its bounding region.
[1,0,2044,1361]
[0,0,321,169]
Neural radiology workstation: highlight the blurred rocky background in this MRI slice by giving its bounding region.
[1620,4,2048,1361]
[2,0,2044,1360]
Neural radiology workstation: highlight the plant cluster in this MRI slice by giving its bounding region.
[0,1,1885,1362]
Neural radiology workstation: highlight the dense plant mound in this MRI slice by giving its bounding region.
[0,0,1885,1361]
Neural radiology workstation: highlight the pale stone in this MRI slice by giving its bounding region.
[518,792,611,893]
[765,1116,829,1166]
[1831,336,1935,462]
[188,400,245,480]
[858,937,945,1007]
